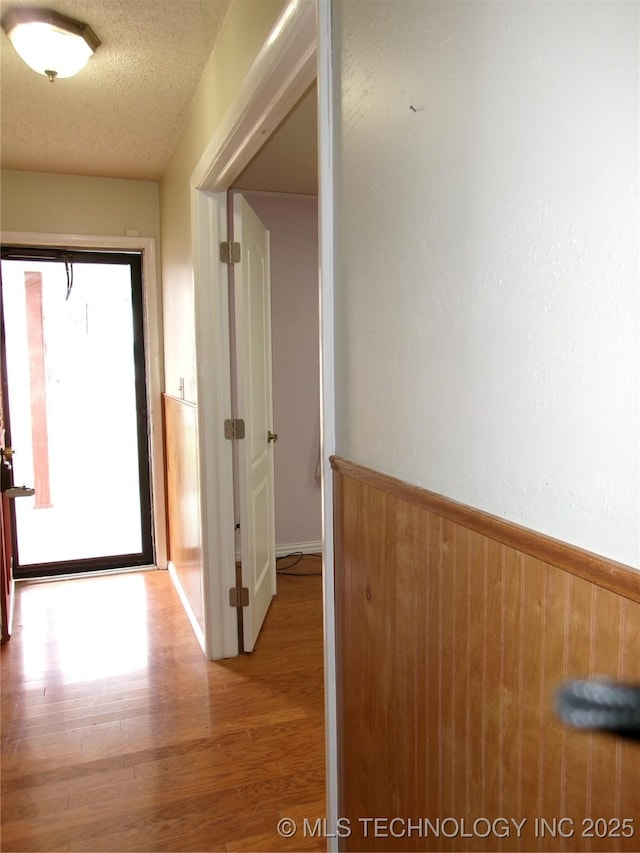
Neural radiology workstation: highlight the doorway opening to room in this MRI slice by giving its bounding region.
[180,0,325,662]
[174,0,338,835]
[226,179,321,653]
[0,247,154,579]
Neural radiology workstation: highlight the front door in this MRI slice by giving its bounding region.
[0,248,154,578]
[232,194,277,652]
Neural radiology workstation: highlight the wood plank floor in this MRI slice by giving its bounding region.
[1,561,326,852]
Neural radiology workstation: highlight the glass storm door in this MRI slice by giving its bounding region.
[0,248,153,578]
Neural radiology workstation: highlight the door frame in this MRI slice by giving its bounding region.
[0,232,167,574]
[190,0,337,841]
[190,0,317,656]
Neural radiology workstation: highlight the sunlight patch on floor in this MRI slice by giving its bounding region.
[19,574,149,685]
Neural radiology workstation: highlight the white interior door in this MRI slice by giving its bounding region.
[233,193,277,652]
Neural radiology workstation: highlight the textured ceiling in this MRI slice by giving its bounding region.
[0,0,232,180]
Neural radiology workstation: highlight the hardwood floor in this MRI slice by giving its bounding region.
[1,561,326,852]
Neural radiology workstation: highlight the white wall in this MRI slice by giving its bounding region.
[0,172,162,361]
[333,0,640,568]
[0,171,162,380]
[160,0,286,403]
[0,169,167,568]
[1,170,161,240]
[159,0,286,633]
[239,192,322,549]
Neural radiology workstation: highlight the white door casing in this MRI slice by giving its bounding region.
[190,0,316,663]
[232,195,277,652]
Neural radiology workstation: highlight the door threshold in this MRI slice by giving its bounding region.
[15,565,161,584]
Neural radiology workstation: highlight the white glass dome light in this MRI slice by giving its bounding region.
[1,8,100,82]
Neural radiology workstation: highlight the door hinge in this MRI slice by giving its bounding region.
[224,418,245,440]
[220,241,241,264]
[229,586,249,608]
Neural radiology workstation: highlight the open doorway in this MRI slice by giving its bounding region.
[185,0,320,661]
[186,0,337,836]
[230,82,321,564]
[226,183,321,653]
[186,0,338,834]
[0,247,154,578]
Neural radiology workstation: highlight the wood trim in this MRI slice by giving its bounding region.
[330,456,640,604]
[162,393,196,409]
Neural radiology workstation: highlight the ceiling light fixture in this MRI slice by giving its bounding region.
[1,7,100,83]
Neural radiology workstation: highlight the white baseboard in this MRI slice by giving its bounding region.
[168,561,206,654]
[276,540,323,557]
[235,540,323,562]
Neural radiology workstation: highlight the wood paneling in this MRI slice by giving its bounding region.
[162,394,204,631]
[332,456,640,853]
[333,457,640,604]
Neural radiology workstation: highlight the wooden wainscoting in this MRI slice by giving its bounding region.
[162,394,204,634]
[332,456,640,853]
